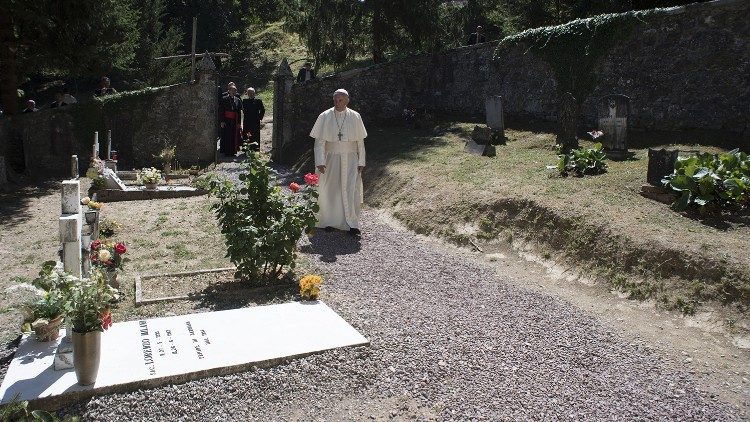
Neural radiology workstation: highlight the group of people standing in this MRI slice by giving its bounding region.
[219,82,266,156]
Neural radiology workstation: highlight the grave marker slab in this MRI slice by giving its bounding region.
[102,168,128,191]
[485,96,504,132]
[597,94,630,155]
[0,301,368,410]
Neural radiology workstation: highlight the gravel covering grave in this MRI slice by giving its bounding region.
[59,210,742,421]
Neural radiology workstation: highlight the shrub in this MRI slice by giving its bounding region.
[207,146,318,282]
[662,149,750,213]
[555,143,608,177]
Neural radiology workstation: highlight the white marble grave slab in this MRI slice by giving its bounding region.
[0,301,368,409]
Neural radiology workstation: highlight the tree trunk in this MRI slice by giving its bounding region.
[0,13,19,115]
[557,92,579,153]
[371,10,385,64]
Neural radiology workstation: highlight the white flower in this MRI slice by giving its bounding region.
[81,197,90,205]
[99,249,112,261]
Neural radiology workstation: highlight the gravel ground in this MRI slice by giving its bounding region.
[60,209,743,421]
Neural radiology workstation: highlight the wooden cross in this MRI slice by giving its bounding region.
[154,17,229,82]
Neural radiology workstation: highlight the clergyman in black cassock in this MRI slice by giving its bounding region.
[219,85,242,155]
[242,88,265,151]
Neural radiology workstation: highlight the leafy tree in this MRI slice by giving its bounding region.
[0,0,139,114]
[128,0,188,88]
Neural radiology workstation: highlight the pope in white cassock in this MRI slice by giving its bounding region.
[309,89,367,237]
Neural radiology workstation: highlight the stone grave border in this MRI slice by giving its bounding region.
[134,267,293,306]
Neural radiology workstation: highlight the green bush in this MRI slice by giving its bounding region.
[555,143,608,177]
[662,149,750,213]
[206,146,319,283]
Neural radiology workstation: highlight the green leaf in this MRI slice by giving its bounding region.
[694,195,715,206]
[671,191,690,211]
[31,410,56,422]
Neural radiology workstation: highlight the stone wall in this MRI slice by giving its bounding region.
[490,0,750,135]
[0,65,218,178]
[277,0,749,162]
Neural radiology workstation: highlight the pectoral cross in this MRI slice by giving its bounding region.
[338,132,343,142]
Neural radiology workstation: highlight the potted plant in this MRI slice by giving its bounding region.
[86,158,107,191]
[69,269,117,386]
[155,146,176,174]
[139,167,162,189]
[20,262,76,342]
[298,274,322,301]
[89,239,127,289]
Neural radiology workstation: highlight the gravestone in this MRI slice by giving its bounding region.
[102,168,128,191]
[647,148,679,186]
[556,92,579,152]
[0,302,369,409]
[472,126,492,145]
[485,96,505,134]
[597,95,630,157]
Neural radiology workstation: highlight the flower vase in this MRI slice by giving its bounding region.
[145,183,157,190]
[163,162,172,175]
[105,270,119,289]
[33,315,64,342]
[84,210,99,225]
[73,331,101,386]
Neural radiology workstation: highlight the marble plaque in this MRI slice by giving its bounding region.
[0,302,368,409]
[485,96,504,131]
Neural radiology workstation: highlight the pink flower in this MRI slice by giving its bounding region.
[588,130,604,140]
[289,182,301,193]
[304,173,319,186]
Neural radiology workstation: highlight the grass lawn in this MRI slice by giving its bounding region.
[363,122,749,314]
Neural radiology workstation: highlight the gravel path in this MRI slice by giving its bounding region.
[63,209,742,421]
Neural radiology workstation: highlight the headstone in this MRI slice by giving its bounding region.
[472,126,492,145]
[105,160,118,172]
[102,168,128,191]
[597,94,630,155]
[556,92,578,152]
[59,180,82,277]
[271,58,294,162]
[464,140,495,157]
[0,156,7,185]
[647,148,679,186]
[92,132,99,160]
[70,155,79,179]
[106,130,112,160]
[0,302,369,409]
[485,96,505,133]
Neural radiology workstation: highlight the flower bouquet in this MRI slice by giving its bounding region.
[139,167,162,189]
[19,261,76,341]
[68,268,118,385]
[90,239,127,288]
[299,274,322,300]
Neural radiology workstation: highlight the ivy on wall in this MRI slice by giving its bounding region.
[495,10,657,103]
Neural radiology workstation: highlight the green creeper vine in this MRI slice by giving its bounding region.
[495,10,657,102]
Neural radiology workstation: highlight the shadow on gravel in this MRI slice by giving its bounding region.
[300,231,361,262]
[195,282,298,311]
[0,181,60,228]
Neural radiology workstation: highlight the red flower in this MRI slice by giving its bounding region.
[115,242,127,255]
[304,173,319,186]
[90,239,101,250]
[100,309,112,330]
[289,182,301,193]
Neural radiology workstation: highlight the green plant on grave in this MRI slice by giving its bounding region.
[206,145,319,282]
[68,269,118,333]
[662,149,750,214]
[17,262,77,330]
[0,394,80,422]
[554,143,607,177]
[155,145,176,166]
[86,157,106,190]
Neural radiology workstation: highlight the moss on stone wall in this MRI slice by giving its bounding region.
[496,10,654,102]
